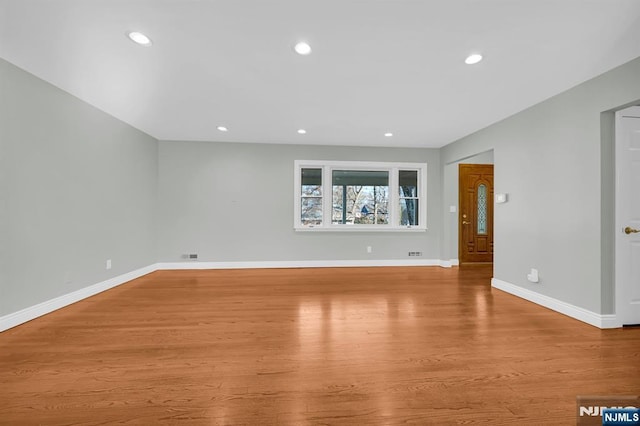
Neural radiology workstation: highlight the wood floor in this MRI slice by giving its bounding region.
[1,266,639,425]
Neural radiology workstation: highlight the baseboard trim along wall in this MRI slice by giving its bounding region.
[158,259,454,270]
[14,261,620,333]
[491,278,619,329]
[0,265,157,332]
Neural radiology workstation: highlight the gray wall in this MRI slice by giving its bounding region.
[0,58,158,316]
[441,56,640,315]
[157,141,441,263]
[4,50,640,321]
[441,150,494,261]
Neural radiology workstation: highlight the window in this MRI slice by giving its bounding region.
[294,160,427,231]
[477,183,487,235]
[332,170,389,225]
[301,168,322,225]
[399,170,419,226]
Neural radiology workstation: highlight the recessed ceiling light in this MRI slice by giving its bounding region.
[294,42,312,55]
[127,31,152,46]
[217,126,228,132]
[465,53,483,65]
[384,132,393,137]
[297,129,307,134]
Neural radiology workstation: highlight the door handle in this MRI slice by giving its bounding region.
[462,221,471,225]
[624,226,640,234]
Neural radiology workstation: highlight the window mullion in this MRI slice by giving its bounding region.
[323,165,331,228]
[389,167,399,227]
[294,161,302,228]
[420,167,426,227]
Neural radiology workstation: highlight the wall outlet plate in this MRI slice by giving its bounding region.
[495,193,508,203]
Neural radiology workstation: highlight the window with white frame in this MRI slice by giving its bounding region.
[294,160,427,231]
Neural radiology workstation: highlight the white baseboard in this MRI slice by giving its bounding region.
[599,314,621,329]
[491,278,620,329]
[158,259,447,270]
[0,264,157,332]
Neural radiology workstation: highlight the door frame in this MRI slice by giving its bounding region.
[615,105,640,325]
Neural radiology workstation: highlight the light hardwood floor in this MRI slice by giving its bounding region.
[1,266,639,425]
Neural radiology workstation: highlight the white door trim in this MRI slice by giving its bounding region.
[615,105,640,326]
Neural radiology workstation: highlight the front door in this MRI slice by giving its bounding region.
[616,106,640,325]
[459,164,494,264]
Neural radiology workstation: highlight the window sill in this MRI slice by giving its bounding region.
[294,226,427,232]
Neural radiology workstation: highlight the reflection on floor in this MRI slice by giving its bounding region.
[1,265,638,424]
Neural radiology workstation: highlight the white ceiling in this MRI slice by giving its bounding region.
[2,0,640,148]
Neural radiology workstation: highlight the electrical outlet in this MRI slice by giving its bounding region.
[106,259,112,270]
[189,253,198,260]
[408,251,423,257]
[367,246,372,253]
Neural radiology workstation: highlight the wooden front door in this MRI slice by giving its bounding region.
[459,164,494,264]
